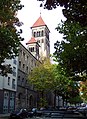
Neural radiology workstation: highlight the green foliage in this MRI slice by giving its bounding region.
[54,21,87,77]
[80,80,87,102]
[38,0,87,26]
[38,0,87,79]
[28,58,55,107]
[0,0,24,75]
[39,98,48,107]
[38,0,87,104]
[28,58,54,91]
[52,64,81,104]
[69,95,83,104]
[29,58,80,104]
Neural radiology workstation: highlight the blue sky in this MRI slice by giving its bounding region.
[17,0,66,54]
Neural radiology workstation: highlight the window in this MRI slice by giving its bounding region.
[27,56,28,61]
[23,52,25,59]
[41,30,44,36]
[42,39,44,43]
[13,59,17,65]
[37,31,39,37]
[26,66,28,72]
[23,64,25,69]
[18,76,20,81]
[22,78,24,82]
[13,67,16,77]
[3,91,9,113]
[19,61,21,67]
[9,92,15,112]
[12,79,15,89]
[29,48,31,51]
[32,47,34,52]
[8,77,10,86]
[39,31,40,36]
[33,32,36,37]
[29,47,34,52]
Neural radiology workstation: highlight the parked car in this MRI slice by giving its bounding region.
[43,110,86,119]
[9,108,33,119]
[63,110,86,119]
[77,106,87,117]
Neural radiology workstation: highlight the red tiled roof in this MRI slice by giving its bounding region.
[26,37,37,45]
[31,16,46,28]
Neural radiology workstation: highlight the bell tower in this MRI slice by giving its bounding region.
[26,37,40,60]
[26,16,50,60]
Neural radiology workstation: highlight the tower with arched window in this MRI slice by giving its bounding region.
[26,37,40,60]
[26,16,50,60]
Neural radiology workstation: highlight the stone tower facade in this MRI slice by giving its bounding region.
[26,16,50,60]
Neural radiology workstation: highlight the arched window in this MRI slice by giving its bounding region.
[29,48,31,51]
[33,32,36,37]
[42,39,44,43]
[39,31,40,36]
[37,31,39,37]
[41,30,44,36]
[29,47,34,52]
[32,47,34,52]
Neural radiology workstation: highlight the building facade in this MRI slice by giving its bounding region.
[0,16,53,113]
[15,44,39,110]
[0,58,18,113]
[16,16,51,110]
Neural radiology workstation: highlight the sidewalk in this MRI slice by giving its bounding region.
[0,113,10,119]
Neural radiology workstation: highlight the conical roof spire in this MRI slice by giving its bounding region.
[31,16,46,28]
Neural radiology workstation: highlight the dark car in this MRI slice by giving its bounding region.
[77,106,87,117]
[9,109,30,119]
[63,110,86,119]
[43,110,85,119]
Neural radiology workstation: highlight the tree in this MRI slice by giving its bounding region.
[38,0,86,103]
[0,0,24,75]
[80,80,87,103]
[29,58,54,91]
[29,57,81,107]
[38,0,87,26]
[52,64,81,105]
[28,58,55,107]
[53,21,87,78]
[38,1,87,78]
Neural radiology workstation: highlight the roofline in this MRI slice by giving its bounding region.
[31,25,50,33]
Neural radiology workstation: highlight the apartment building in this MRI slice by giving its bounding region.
[0,58,18,113]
